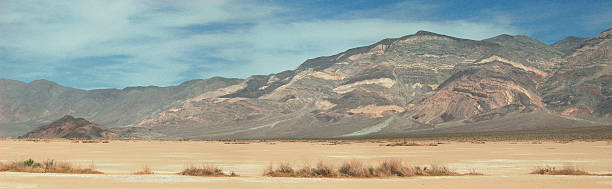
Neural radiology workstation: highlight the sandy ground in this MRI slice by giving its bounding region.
[1,140,611,188]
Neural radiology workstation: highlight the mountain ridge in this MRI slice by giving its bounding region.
[2,29,611,139]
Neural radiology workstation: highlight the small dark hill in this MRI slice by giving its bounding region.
[20,115,117,139]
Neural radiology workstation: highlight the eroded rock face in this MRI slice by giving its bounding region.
[408,61,542,124]
[541,29,612,119]
[20,115,117,139]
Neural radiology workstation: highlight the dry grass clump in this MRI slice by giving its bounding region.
[264,162,337,177]
[531,166,590,175]
[466,168,484,175]
[423,165,460,176]
[264,160,468,178]
[179,165,236,177]
[0,158,102,174]
[385,142,438,147]
[338,160,374,177]
[374,160,417,177]
[264,163,296,177]
[132,165,154,175]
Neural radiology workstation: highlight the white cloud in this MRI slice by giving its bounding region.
[0,0,519,89]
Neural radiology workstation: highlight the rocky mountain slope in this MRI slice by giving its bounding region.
[0,77,242,137]
[2,29,611,139]
[20,115,116,139]
[541,29,612,120]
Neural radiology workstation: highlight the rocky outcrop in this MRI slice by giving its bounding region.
[20,115,117,139]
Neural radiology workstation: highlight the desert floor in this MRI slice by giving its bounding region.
[1,140,612,189]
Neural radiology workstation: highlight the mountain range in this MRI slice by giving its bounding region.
[1,28,610,139]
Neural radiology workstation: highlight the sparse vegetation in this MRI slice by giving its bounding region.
[0,158,102,174]
[179,164,236,177]
[531,166,586,175]
[263,162,339,177]
[264,160,472,178]
[322,140,352,145]
[531,166,590,175]
[385,142,438,146]
[70,140,111,144]
[337,160,374,177]
[424,164,460,176]
[133,165,154,175]
[466,168,484,175]
[531,166,612,176]
[224,142,250,144]
[351,125,612,141]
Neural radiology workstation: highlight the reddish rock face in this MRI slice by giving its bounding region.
[20,115,117,139]
[407,61,543,124]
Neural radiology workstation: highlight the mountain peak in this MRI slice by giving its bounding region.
[415,30,439,36]
[412,30,457,39]
[551,36,589,55]
[484,34,549,46]
[60,115,75,119]
[57,115,78,121]
[489,34,515,40]
[29,79,59,86]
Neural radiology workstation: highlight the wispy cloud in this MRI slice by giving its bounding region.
[6,0,602,89]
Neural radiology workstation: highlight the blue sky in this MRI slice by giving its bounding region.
[0,0,610,89]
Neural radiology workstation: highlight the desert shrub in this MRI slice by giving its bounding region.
[338,160,373,177]
[179,165,232,177]
[375,160,415,177]
[266,162,338,177]
[531,166,590,175]
[264,163,295,177]
[133,165,154,175]
[311,161,337,177]
[263,160,472,178]
[466,168,484,175]
[423,164,460,176]
[0,159,102,174]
